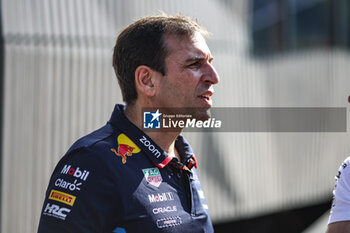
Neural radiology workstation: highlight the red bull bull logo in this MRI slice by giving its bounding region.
[111,134,141,164]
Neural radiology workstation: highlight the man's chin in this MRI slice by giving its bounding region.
[191,107,211,121]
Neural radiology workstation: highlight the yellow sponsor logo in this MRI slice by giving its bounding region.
[49,189,76,206]
[111,133,141,164]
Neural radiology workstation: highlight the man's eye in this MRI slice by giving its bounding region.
[188,62,200,68]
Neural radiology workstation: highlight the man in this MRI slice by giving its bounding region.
[326,157,350,233]
[37,14,219,233]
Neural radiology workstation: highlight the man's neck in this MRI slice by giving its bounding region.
[124,104,181,160]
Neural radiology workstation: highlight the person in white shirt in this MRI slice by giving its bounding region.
[326,157,350,233]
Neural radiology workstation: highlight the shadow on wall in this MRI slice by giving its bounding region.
[214,199,331,233]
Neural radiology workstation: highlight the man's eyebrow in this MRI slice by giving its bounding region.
[185,55,214,63]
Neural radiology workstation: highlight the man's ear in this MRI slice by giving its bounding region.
[135,65,157,97]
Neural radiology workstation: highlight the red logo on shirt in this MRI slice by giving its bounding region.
[111,134,140,164]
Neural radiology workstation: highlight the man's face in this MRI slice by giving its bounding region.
[155,32,219,119]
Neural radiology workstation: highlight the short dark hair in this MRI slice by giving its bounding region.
[112,14,208,105]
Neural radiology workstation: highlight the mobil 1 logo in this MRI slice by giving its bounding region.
[61,164,90,181]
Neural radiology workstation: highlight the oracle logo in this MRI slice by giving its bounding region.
[152,206,177,214]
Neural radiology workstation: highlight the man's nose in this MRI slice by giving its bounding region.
[202,63,220,85]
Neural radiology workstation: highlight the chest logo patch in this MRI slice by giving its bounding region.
[142,167,162,187]
[48,189,76,206]
[111,133,141,164]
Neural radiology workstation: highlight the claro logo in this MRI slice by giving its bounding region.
[61,164,90,181]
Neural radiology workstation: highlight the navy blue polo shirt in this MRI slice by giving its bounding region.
[37,104,213,233]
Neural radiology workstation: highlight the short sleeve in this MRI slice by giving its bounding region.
[329,157,350,224]
[37,148,122,233]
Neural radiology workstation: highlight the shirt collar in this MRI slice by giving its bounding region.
[175,135,198,169]
[108,104,197,169]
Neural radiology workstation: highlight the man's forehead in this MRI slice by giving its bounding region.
[164,33,212,60]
